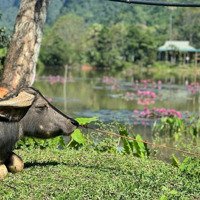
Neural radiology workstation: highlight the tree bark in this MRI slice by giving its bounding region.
[0,0,49,96]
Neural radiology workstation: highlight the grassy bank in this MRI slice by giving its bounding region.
[122,63,200,82]
[0,148,199,200]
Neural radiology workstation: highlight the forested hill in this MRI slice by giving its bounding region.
[0,0,169,28]
[1,0,200,71]
[1,0,200,45]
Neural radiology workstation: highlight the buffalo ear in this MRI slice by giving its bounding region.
[0,106,30,122]
[0,90,35,122]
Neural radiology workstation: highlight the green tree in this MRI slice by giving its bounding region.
[86,23,128,71]
[125,25,156,66]
[40,14,87,68]
[46,0,64,24]
[0,14,9,69]
[174,8,200,47]
[0,1,19,31]
[86,23,156,71]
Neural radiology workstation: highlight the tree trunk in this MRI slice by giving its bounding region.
[0,0,49,96]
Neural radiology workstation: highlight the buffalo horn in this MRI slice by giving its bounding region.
[0,91,35,107]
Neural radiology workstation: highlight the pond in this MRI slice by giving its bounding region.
[33,71,200,137]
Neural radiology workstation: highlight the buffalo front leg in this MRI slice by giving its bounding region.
[0,164,8,180]
[5,152,24,173]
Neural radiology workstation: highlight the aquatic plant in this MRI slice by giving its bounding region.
[137,90,157,98]
[102,76,118,85]
[134,108,182,119]
[132,79,162,90]
[41,75,74,85]
[123,89,157,105]
[136,90,156,105]
[123,92,135,101]
[102,76,120,90]
[186,82,200,94]
[137,98,155,106]
[125,79,162,105]
[118,125,149,158]
[153,116,184,139]
[140,79,152,89]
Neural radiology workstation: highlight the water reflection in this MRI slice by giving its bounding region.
[34,74,200,123]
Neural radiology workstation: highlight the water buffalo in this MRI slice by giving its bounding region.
[0,87,79,179]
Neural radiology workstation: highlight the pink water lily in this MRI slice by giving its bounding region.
[186,82,200,94]
[137,90,157,99]
[137,98,155,106]
[134,107,182,119]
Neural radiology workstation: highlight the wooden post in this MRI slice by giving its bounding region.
[195,52,198,67]
[165,51,168,63]
[183,53,186,65]
[63,65,68,112]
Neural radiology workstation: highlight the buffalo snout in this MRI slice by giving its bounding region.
[18,87,79,138]
[69,117,79,127]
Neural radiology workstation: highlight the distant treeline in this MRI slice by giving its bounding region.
[39,14,157,72]
[0,0,200,72]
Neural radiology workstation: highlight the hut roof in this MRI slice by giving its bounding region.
[158,41,197,52]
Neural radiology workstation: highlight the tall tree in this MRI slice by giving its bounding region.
[0,0,49,97]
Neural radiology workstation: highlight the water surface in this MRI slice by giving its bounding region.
[33,74,200,131]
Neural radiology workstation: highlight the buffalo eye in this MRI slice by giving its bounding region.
[35,104,47,112]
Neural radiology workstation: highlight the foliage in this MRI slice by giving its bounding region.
[0,13,9,69]
[153,115,200,139]
[175,8,200,47]
[0,1,18,31]
[135,108,182,119]
[15,136,65,150]
[1,0,200,46]
[63,0,148,25]
[66,117,98,149]
[118,125,149,158]
[66,129,87,149]
[65,119,149,159]
[187,115,200,138]
[0,148,199,199]
[92,137,117,153]
[40,16,157,71]
[36,59,45,76]
[0,27,8,48]
[75,117,98,125]
[2,1,200,73]
[171,155,200,177]
[153,117,185,140]
[125,25,156,66]
[0,47,6,70]
[46,0,63,24]
[40,14,87,67]
[86,23,127,71]
[85,23,156,71]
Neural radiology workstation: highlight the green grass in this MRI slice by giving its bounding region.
[122,62,200,82]
[0,148,199,200]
